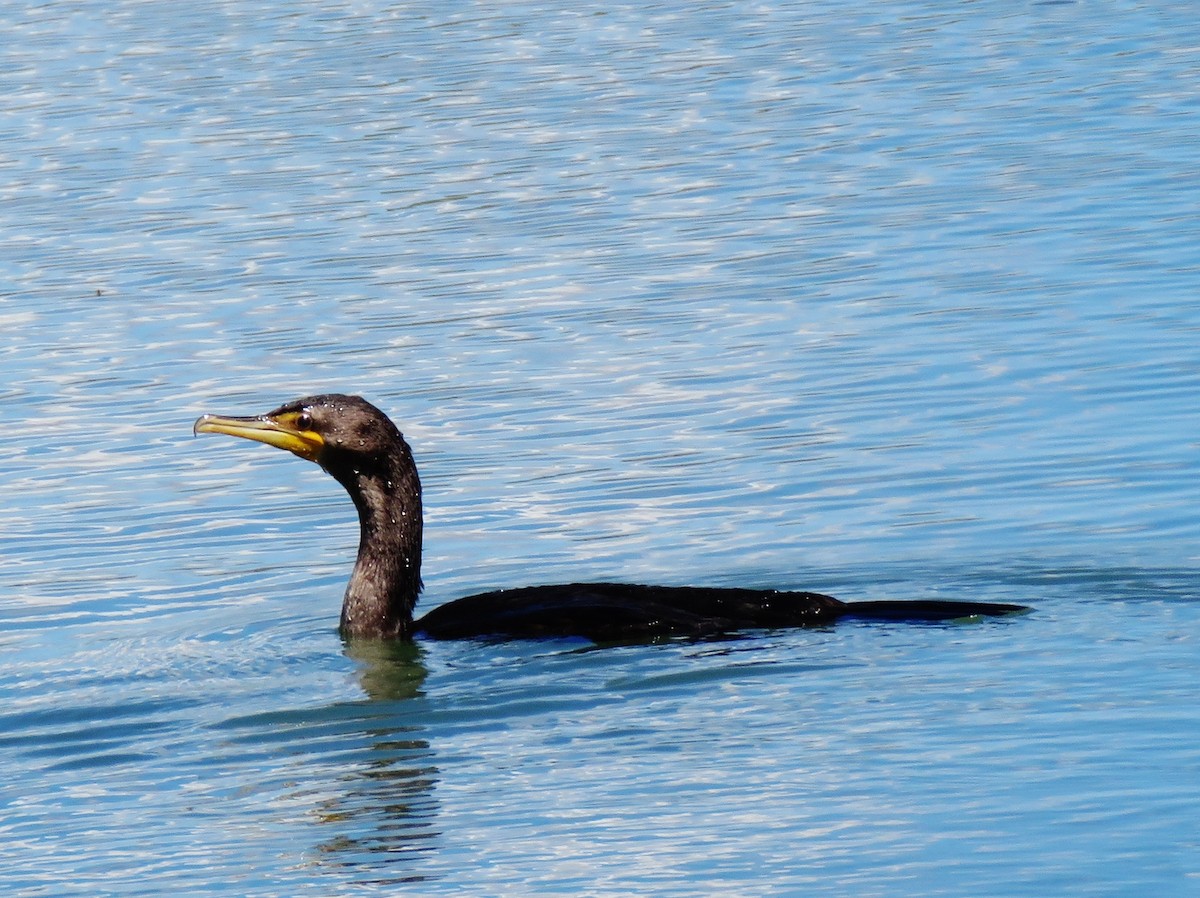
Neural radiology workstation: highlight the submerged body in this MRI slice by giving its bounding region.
[195,394,1027,641]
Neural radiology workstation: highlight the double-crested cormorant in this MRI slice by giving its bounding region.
[194,394,1027,641]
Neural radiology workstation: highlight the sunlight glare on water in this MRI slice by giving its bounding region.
[2,0,1200,895]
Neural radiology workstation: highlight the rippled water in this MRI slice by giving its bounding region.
[3,1,1200,895]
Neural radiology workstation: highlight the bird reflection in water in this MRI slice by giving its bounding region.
[309,641,442,884]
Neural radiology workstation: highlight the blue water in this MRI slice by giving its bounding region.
[3,1,1200,895]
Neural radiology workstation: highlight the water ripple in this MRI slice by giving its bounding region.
[3,0,1200,894]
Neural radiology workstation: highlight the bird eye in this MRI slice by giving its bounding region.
[296,412,313,430]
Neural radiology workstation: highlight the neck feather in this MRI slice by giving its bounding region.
[332,447,422,639]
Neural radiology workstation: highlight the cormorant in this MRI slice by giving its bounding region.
[194,394,1027,641]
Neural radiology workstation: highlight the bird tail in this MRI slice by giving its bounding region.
[842,599,1029,621]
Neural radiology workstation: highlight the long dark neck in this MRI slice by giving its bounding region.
[328,441,423,639]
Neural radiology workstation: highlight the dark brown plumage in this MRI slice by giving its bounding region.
[195,394,1028,641]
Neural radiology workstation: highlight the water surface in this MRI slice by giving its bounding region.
[2,1,1199,895]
